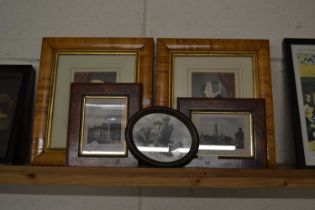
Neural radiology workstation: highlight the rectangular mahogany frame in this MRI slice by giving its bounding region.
[67,83,142,167]
[156,38,275,167]
[31,37,153,166]
[177,98,267,168]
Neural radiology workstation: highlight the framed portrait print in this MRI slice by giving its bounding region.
[67,83,142,167]
[283,38,315,168]
[31,37,153,165]
[177,98,267,168]
[125,107,199,167]
[156,38,275,167]
[0,65,35,164]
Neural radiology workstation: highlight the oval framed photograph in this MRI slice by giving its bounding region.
[125,107,199,167]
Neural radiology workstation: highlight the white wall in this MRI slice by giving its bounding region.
[1,0,315,209]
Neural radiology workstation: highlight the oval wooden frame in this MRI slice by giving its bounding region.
[125,107,199,167]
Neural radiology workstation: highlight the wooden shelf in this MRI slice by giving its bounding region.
[1,166,315,188]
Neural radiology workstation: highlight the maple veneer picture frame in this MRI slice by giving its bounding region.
[283,38,315,168]
[31,37,153,165]
[156,38,275,167]
[67,83,142,167]
[177,98,267,168]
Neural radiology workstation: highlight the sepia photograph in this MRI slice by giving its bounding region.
[191,72,235,98]
[80,96,127,156]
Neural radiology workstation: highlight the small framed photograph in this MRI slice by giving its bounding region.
[0,65,35,164]
[283,38,315,168]
[156,38,275,167]
[177,98,267,168]
[125,107,199,167]
[31,37,153,165]
[67,83,142,167]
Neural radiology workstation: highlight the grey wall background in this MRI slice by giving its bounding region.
[1,0,315,209]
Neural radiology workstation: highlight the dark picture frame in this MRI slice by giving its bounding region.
[177,98,267,168]
[125,107,199,167]
[283,38,315,168]
[67,83,142,167]
[0,65,35,164]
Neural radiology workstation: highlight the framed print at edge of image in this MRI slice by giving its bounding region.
[156,38,275,168]
[283,38,315,168]
[31,37,153,166]
[177,98,267,168]
[67,83,142,167]
[0,65,35,164]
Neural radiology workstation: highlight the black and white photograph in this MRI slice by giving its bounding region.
[80,96,127,156]
[191,112,253,157]
[132,113,193,162]
[191,72,235,98]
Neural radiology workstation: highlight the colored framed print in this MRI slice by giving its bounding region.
[67,83,141,167]
[125,107,199,167]
[283,38,315,168]
[156,38,275,167]
[0,65,35,164]
[177,98,267,168]
[31,37,153,165]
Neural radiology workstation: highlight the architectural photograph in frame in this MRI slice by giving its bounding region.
[125,107,199,167]
[31,37,153,166]
[283,38,315,168]
[177,98,267,168]
[67,83,142,167]
[156,38,275,167]
[0,65,35,164]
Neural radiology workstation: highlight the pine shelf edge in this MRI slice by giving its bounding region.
[0,166,315,188]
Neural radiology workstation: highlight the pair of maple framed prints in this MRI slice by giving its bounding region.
[30,37,274,168]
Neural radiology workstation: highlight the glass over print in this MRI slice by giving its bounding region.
[191,111,253,157]
[125,107,199,167]
[67,83,142,167]
[80,96,127,156]
[50,54,136,149]
[174,55,254,106]
[284,38,315,167]
[132,113,192,162]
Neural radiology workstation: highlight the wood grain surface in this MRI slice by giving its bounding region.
[31,37,153,166]
[178,98,267,168]
[67,83,142,167]
[1,166,315,188]
[156,38,275,168]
